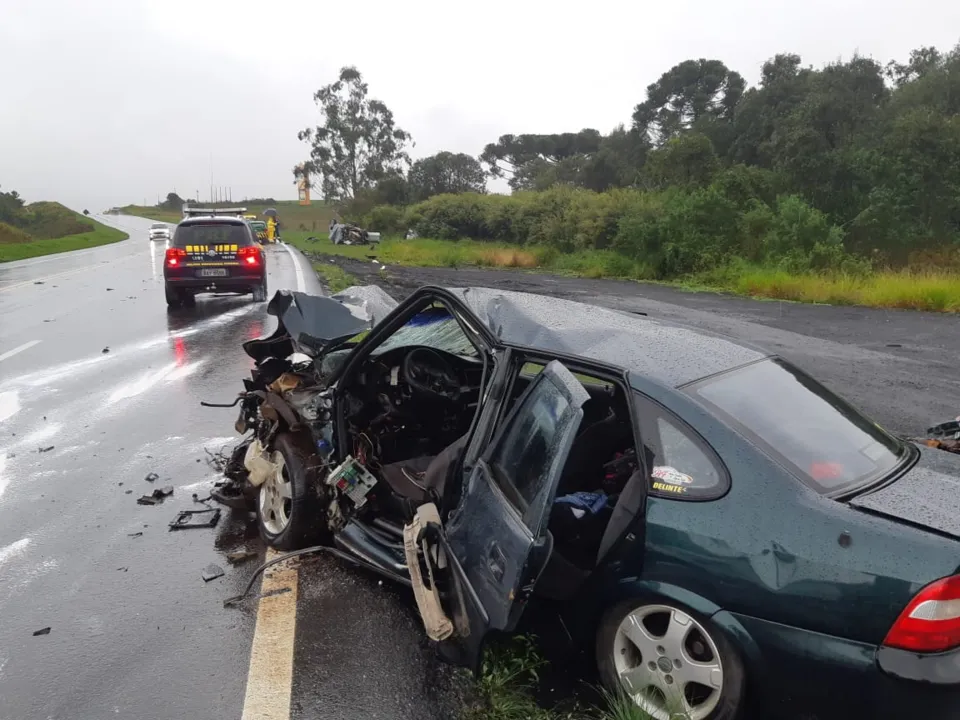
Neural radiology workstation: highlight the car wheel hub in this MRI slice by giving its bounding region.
[612,604,723,720]
[258,452,291,535]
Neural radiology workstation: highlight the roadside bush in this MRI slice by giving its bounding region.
[0,221,33,244]
[614,188,740,278]
[18,202,91,239]
[365,205,404,234]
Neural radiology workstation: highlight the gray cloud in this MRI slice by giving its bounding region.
[2,0,958,211]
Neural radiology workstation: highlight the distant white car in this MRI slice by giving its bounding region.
[149,223,171,241]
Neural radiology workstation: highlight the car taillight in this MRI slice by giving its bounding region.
[165,248,186,267]
[238,246,261,266]
[883,575,960,653]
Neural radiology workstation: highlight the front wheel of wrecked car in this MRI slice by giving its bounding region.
[257,433,324,551]
[597,598,745,720]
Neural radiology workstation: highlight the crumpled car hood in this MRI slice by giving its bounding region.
[263,286,399,354]
[849,444,960,539]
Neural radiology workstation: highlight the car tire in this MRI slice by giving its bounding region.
[252,281,267,303]
[180,290,196,307]
[256,433,325,551]
[165,285,181,308]
[596,597,745,720]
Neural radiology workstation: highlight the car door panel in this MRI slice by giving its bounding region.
[438,360,589,662]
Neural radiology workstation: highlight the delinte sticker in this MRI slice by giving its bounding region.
[653,481,686,494]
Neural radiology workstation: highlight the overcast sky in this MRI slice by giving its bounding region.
[2,0,958,211]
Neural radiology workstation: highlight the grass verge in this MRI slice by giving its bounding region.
[312,259,358,293]
[0,216,128,263]
[468,636,661,720]
[284,231,960,313]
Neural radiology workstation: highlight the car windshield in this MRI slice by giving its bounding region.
[372,305,478,358]
[151,224,165,229]
[173,222,251,247]
[687,358,905,495]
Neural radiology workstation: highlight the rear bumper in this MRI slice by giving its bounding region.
[164,273,263,292]
[731,613,960,719]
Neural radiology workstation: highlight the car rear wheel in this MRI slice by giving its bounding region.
[257,433,324,550]
[164,285,181,308]
[252,281,267,303]
[597,599,745,720]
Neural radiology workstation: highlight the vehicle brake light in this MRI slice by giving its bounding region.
[237,246,261,266]
[883,575,960,652]
[165,248,187,267]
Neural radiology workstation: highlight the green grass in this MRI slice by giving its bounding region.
[0,212,128,263]
[312,260,358,293]
[465,636,664,720]
[118,200,337,230]
[284,231,960,313]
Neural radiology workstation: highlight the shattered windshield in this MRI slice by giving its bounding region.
[687,358,905,495]
[372,305,478,359]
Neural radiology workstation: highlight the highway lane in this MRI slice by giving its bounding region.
[0,216,314,719]
[0,216,465,720]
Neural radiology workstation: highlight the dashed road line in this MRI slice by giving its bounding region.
[0,340,41,363]
[240,549,300,720]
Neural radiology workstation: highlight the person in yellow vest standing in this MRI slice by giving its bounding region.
[266,216,277,244]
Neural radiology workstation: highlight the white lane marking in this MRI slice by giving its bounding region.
[0,537,30,568]
[0,391,20,423]
[0,340,41,363]
[0,254,138,293]
[241,549,299,720]
[0,456,9,502]
[280,242,306,292]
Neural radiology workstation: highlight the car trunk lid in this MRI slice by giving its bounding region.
[849,444,960,539]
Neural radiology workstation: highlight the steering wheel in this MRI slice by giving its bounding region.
[402,348,461,401]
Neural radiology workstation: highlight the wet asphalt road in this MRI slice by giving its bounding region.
[0,216,462,720]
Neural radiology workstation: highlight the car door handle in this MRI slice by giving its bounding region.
[487,542,506,582]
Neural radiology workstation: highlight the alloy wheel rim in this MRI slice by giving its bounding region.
[612,604,724,720]
[258,452,291,535]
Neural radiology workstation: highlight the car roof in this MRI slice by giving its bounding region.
[444,286,767,387]
[177,216,246,226]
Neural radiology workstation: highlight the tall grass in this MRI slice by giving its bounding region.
[285,232,960,313]
[727,266,960,311]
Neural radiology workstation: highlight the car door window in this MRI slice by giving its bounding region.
[488,362,589,532]
[635,393,728,499]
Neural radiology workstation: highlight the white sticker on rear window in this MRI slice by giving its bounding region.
[652,466,694,486]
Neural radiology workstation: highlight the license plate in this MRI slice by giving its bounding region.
[198,268,228,277]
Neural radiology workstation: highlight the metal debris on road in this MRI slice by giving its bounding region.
[144,472,159,483]
[128,532,143,537]
[136,486,174,505]
[102,347,110,354]
[169,508,221,530]
[201,564,225,582]
[32,627,51,636]
[226,549,257,565]
[38,446,54,453]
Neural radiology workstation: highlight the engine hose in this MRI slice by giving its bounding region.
[222,544,409,607]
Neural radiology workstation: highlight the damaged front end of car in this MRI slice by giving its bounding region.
[206,286,398,512]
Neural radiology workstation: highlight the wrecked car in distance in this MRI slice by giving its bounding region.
[210,284,960,720]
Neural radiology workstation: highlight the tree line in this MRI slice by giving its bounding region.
[296,45,960,275]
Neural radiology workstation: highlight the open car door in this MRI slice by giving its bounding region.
[407,360,589,670]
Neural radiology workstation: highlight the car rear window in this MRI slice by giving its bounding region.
[173,222,253,247]
[686,358,905,495]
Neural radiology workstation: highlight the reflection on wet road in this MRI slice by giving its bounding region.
[0,215,318,720]
[0,215,466,720]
